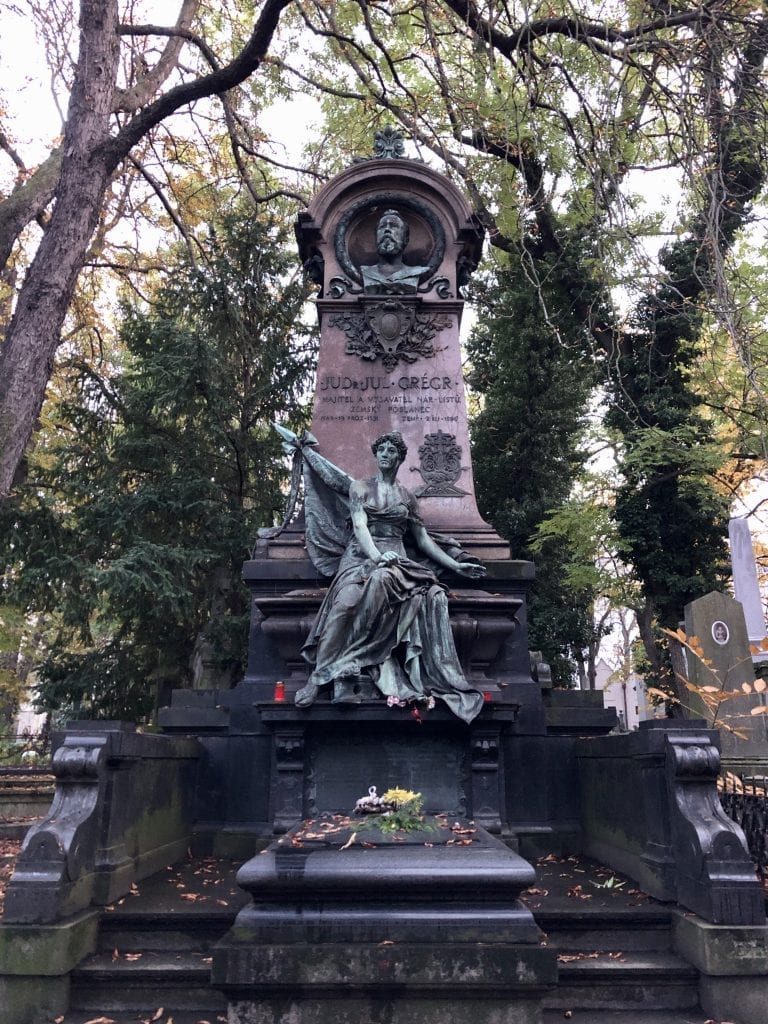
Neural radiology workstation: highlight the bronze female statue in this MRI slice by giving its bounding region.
[276,426,485,723]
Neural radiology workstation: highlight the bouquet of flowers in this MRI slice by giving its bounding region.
[353,786,431,834]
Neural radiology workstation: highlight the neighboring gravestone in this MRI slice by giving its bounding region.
[728,517,768,668]
[683,591,768,758]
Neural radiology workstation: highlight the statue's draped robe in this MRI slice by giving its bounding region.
[299,445,483,724]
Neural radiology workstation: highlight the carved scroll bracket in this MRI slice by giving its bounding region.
[665,730,765,924]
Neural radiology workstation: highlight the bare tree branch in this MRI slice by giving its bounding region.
[114,0,202,112]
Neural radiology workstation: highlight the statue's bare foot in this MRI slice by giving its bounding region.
[295,681,319,707]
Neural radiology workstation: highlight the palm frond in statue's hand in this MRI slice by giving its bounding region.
[273,421,318,456]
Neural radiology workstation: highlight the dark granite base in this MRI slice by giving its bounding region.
[213,821,555,1023]
[224,944,555,1024]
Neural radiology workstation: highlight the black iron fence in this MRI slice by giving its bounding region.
[719,772,768,879]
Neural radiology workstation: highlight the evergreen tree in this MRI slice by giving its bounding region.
[605,15,768,693]
[467,245,602,683]
[0,204,315,720]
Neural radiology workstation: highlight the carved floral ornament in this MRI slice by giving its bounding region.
[372,126,406,160]
[330,299,451,371]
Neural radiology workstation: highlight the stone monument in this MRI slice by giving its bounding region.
[683,590,768,759]
[206,128,557,1023]
[159,128,602,849]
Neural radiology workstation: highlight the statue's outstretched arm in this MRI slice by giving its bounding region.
[273,422,352,496]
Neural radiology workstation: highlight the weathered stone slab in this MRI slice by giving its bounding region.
[4,725,199,923]
[729,518,768,664]
[672,910,768,975]
[683,590,768,756]
[0,908,99,1024]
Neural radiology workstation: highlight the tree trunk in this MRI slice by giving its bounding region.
[0,0,119,497]
[0,0,292,499]
[0,149,62,273]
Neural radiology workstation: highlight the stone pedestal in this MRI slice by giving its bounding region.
[213,821,555,1024]
[259,701,518,834]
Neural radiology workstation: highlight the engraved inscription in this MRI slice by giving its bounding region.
[315,372,462,426]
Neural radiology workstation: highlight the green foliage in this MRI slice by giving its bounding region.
[0,202,316,720]
[0,603,30,723]
[605,242,737,637]
[467,248,602,683]
[294,0,768,693]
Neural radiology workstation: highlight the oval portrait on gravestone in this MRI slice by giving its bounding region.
[334,193,445,287]
[711,620,730,646]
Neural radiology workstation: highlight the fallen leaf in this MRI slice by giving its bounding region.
[111,948,120,961]
[152,1010,165,1022]
[340,833,357,851]
[215,899,229,906]
[83,1018,116,1024]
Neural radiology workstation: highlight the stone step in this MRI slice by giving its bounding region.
[0,817,41,840]
[61,1007,713,1024]
[61,1013,227,1024]
[68,952,226,1013]
[536,906,674,952]
[98,909,236,953]
[543,952,700,1012]
[543,1012,716,1024]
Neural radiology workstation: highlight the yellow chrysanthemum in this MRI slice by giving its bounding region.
[382,787,420,805]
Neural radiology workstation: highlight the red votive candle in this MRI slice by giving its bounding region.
[274,680,286,702]
[483,691,492,702]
